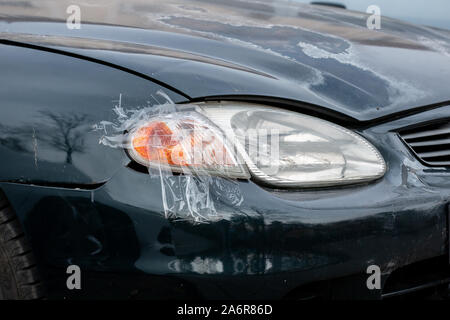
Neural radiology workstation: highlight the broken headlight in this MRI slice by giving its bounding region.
[127,102,386,188]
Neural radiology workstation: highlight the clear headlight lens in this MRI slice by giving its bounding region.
[127,102,386,188]
[197,102,386,187]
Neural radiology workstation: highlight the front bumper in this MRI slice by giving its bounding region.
[1,106,449,300]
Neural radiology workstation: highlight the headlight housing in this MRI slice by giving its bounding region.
[127,102,386,188]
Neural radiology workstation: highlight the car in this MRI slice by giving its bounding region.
[0,0,449,300]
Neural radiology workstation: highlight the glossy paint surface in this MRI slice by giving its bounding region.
[0,0,449,121]
[0,0,449,299]
[0,44,186,184]
[1,105,450,299]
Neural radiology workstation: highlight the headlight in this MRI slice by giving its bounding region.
[127,102,386,188]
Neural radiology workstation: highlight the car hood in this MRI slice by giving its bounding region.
[1,0,450,121]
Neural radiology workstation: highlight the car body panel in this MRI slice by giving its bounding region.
[0,0,450,300]
[1,0,450,121]
[0,43,187,184]
[1,105,449,299]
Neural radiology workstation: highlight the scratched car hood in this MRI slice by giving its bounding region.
[1,0,449,121]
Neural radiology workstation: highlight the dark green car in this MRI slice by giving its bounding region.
[0,0,449,300]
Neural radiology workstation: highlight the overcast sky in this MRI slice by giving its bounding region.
[291,0,450,29]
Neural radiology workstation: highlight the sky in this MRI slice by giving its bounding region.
[291,0,450,29]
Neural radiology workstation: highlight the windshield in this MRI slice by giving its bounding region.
[291,0,450,30]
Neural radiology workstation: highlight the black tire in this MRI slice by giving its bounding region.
[0,190,45,299]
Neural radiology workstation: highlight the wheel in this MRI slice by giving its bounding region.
[0,190,45,299]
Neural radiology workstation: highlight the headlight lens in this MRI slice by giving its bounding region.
[128,110,250,178]
[127,102,386,188]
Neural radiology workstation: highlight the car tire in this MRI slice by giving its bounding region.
[0,191,45,299]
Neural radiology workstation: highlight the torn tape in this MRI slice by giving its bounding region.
[94,91,252,223]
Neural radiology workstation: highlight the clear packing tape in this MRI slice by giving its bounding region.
[95,91,248,223]
[95,91,385,223]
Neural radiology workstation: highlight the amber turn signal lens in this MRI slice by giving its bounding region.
[131,121,177,165]
[128,116,241,172]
